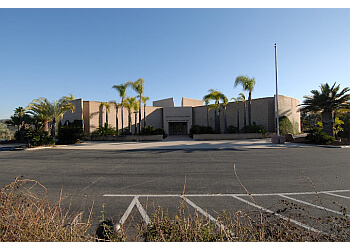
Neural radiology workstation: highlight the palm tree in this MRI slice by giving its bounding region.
[234,75,256,126]
[26,94,75,142]
[301,82,350,136]
[109,100,119,133]
[122,97,139,135]
[129,78,144,134]
[203,89,227,133]
[99,102,110,127]
[238,93,247,128]
[222,96,229,134]
[141,96,150,127]
[112,83,129,135]
[231,97,240,131]
[203,97,210,127]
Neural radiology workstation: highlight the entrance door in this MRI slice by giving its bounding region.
[169,122,188,135]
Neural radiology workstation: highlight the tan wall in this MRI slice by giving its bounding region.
[193,96,300,133]
[68,95,300,135]
[181,97,203,107]
[153,98,174,107]
[61,99,83,124]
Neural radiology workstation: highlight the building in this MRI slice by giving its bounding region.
[62,95,301,135]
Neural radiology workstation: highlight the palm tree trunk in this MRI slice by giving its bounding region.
[121,106,124,135]
[143,104,147,127]
[135,112,138,134]
[322,110,334,137]
[106,109,109,126]
[248,92,252,126]
[206,106,209,127]
[223,108,227,134]
[51,118,56,143]
[128,110,131,135]
[237,108,240,132]
[243,103,247,128]
[139,96,142,134]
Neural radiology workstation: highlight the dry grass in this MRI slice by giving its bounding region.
[0,177,94,242]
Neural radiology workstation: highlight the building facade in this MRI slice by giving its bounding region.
[62,95,301,135]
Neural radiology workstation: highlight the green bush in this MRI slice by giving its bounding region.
[241,123,266,134]
[24,127,54,147]
[57,120,86,145]
[91,123,118,138]
[141,126,156,135]
[189,125,214,136]
[279,116,294,135]
[306,127,335,145]
[227,125,239,134]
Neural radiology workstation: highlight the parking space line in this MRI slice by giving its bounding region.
[116,196,150,230]
[322,192,350,200]
[181,195,226,231]
[230,194,325,234]
[279,194,350,217]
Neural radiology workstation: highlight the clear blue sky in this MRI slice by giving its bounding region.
[1,8,349,119]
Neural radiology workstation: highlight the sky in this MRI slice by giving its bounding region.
[0,7,349,119]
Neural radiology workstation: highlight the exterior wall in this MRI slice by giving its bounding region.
[163,107,192,134]
[153,98,174,107]
[275,95,301,134]
[181,97,203,107]
[63,95,300,135]
[61,99,84,124]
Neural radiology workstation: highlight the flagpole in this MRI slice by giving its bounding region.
[274,43,280,137]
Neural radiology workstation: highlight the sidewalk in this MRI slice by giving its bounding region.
[54,138,313,151]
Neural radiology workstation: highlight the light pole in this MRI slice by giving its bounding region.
[274,43,280,137]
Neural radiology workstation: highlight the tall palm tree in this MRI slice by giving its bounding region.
[301,82,350,136]
[129,78,144,134]
[112,83,129,135]
[238,93,247,128]
[109,100,119,133]
[141,96,150,127]
[222,96,229,134]
[231,97,240,131]
[203,89,226,134]
[234,75,256,126]
[122,97,139,135]
[99,102,110,127]
[26,94,75,142]
[203,98,210,127]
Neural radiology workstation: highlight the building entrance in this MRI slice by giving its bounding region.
[168,122,188,135]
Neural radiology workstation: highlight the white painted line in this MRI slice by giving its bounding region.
[118,196,138,227]
[279,195,350,217]
[134,196,151,225]
[230,194,325,235]
[103,189,350,198]
[181,195,226,231]
[322,192,350,200]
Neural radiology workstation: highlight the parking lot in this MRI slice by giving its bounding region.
[1,141,349,239]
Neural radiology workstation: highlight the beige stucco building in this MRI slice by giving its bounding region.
[62,95,301,135]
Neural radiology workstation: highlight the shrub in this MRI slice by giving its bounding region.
[227,125,239,134]
[91,123,117,137]
[279,116,294,135]
[189,125,214,136]
[57,120,86,145]
[241,123,266,134]
[306,127,335,145]
[141,126,156,135]
[24,126,54,147]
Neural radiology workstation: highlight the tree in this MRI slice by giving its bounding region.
[26,94,75,142]
[222,96,229,134]
[203,89,227,133]
[112,82,129,134]
[129,78,144,134]
[231,97,240,132]
[203,97,210,127]
[301,82,350,137]
[0,122,10,139]
[99,102,110,127]
[122,97,139,135]
[141,96,150,127]
[234,75,256,126]
[109,100,119,133]
[238,93,247,128]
